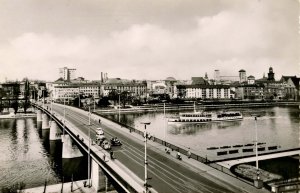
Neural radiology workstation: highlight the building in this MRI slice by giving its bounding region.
[174,84,231,99]
[59,67,76,81]
[239,69,247,83]
[214,70,220,82]
[247,75,255,85]
[102,81,147,99]
[235,84,264,100]
[280,76,300,101]
[267,67,275,81]
[51,79,101,102]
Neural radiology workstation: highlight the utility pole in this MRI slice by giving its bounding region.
[141,122,151,192]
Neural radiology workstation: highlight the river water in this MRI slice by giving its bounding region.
[105,106,300,160]
[0,106,298,190]
[0,117,87,191]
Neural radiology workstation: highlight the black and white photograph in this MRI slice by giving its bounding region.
[0,0,299,192]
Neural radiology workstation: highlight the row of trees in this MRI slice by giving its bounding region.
[0,79,36,114]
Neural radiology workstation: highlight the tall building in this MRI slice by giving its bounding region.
[214,70,220,82]
[59,67,76,81]
[239,69,247,83]
[267,67,275,81]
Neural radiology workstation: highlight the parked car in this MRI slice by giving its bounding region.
[101,140,111,150]
[111,137,122,146]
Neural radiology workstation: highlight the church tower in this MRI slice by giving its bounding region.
[267,67,275,81]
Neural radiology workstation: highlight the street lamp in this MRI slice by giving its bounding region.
[254,116,259,178]
[141,122,151,192]
[86,99,91,188]
[118,92,121,122]
[164,102,166,144]
[254,116,263,188]
[63,96,66,136]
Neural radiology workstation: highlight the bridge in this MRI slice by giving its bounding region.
[33,102,270,193]
[216,149,300,169]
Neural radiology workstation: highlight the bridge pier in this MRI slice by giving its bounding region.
[91,159,107,192]
[49,121,61,140]
[36,110,42,122]
[42,114,50,129]
[61,134,83,158]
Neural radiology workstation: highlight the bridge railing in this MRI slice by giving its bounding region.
[33,104,145,193]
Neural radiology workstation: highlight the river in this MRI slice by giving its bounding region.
[104,106,299,160]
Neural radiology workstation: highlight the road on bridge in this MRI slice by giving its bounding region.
[50,103,245,193]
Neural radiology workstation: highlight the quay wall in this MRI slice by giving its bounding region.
[96,101,300,114]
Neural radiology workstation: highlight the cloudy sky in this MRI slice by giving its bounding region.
[0,0,298,82]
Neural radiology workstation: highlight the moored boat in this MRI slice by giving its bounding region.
[168,111,243,123]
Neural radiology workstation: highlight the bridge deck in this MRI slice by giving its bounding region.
[216,150,300,169]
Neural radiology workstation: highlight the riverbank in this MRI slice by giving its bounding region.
[96,101,300,114]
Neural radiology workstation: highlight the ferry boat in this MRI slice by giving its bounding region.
[168,111,243,123]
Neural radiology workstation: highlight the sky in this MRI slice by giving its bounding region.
[0,0,299,82]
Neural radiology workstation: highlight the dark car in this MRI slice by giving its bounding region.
[111,137,122,146]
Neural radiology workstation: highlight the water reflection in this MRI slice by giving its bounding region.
[0,118,88,189]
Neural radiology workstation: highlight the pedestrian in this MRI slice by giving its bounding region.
[110,151,114,159]
[99,119,101,124]
[187,147,191,158]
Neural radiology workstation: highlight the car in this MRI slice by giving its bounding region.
[111,137,122,146]
[101,140,111,150]
[96,127,104,135]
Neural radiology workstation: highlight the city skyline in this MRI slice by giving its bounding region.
[0,0,298,82]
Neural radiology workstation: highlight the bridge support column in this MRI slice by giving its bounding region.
[42,114,50,129]
[61,135,83,158]
[37,110,42,122]
[91,159,106,192]
[49,121,61,140]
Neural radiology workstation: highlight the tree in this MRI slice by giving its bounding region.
[11,82,20,114]
[23,79,31,113]
[97,96,110,107]
[0,88,6,113]
[108,90,118,105]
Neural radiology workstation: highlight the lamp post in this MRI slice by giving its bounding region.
[93,96,96,112]
[63,96,66,136]
[255,116,259,178]
[118,92,121,122]
[164,102,166,144]
[87,99,91,187]
[254,116,263,188]
[141,122,150,193]
[78,93,80,108]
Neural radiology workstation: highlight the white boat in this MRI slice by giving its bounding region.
[0,112,36,119]
[168,111,243,123]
